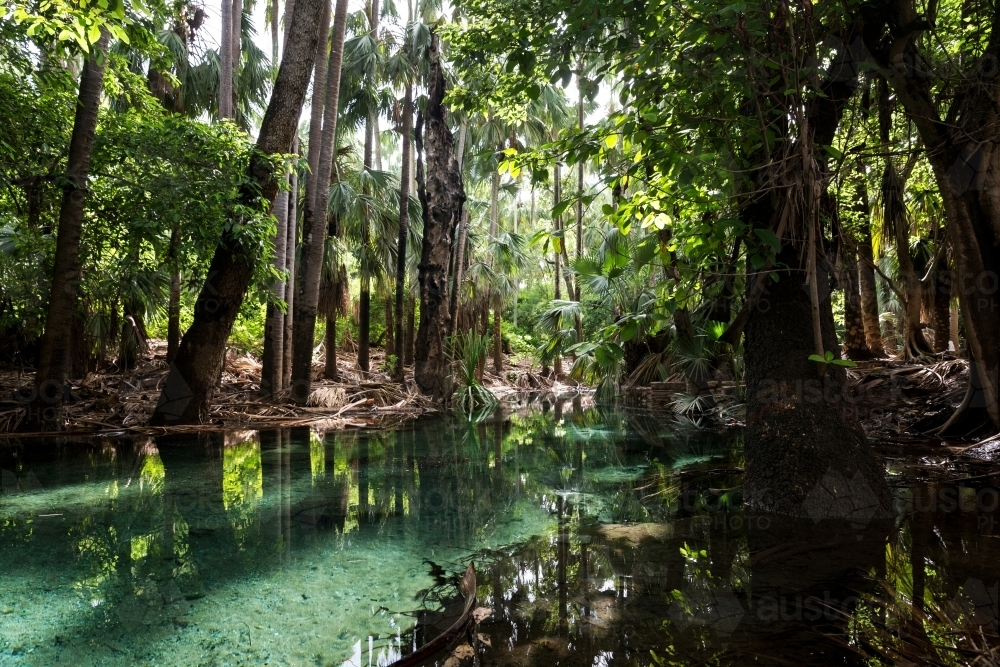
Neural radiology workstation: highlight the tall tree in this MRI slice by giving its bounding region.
[392,83,413,381]
[291,0,350,402]
[29,30,111,428]
[414,34,465,397]
[150,0,326,424]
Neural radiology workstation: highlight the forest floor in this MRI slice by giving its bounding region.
[0,339,574,435]
[0,342,990,447]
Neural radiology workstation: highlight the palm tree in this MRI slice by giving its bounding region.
[291,0,350,403]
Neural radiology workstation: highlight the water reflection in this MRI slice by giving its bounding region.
[0,402,998,665]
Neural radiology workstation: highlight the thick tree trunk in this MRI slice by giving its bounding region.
[219,0,233,119]
[392,84,413,381]
[841,242,872,360]
[29,30,110,429]
[290,0,349,402]
[745,245,893,517]
[261,174,289,395]
[150,0,324,425]
[414,35,464,398]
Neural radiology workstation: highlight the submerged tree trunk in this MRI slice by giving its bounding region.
[392,84,413,381]
[291,0,348,403]
[414,34,465,398]
[150,0,324,425]
[29,30,110,429]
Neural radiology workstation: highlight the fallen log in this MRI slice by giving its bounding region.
[389,563,477,667]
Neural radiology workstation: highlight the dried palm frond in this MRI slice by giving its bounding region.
[306,386,348,409]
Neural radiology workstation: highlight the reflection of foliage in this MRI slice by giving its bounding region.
[222,438,263,549]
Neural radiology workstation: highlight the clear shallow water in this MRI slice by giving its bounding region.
[1,400,999,666]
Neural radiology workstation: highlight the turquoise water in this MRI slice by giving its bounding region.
[1,401,999,665]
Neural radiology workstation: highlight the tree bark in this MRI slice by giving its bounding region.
[231,0,243,115]
[29,30,110,429]
[855,184,885,357]
[261,172,289,395]
[167,222,182,364]
[291,0,349,403]
[283,161,297,387]
[392,84,413,381]
[219,0,233,119]
[930,249,953,353]
[841,241,872,360]
[150,0,325,424]
[552,162,563,378]
[745,245,893,517]
[404,295,415,365]
[324,315,337,377]
[492,307,502,374]
[414,34,464,398]
[385,297,395,357]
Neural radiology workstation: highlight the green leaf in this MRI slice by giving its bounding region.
[753,228,781,251]
[604,134,618,148]
[808,354,828,363]
[832,359,857,367]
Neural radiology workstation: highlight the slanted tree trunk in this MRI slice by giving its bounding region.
[841,242,873,360]
[261,171,289,395]
[414,34,465,398]
[290,0,348,402]
[392,83,413,381]
[150,0,325,425]
[29,30,110,429]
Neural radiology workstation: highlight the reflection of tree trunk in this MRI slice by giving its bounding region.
[30,30,111,429]
[414,35,464,398]
[149,0,325,424]
[557,494,568,631]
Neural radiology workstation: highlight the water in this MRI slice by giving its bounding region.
[1,400,999,666]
